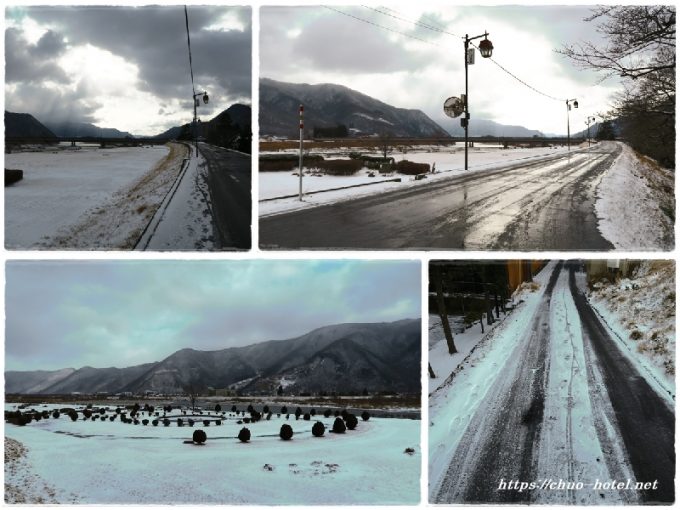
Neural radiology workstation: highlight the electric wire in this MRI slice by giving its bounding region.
[354,5,568,102]
[184,5,196,97]
[323,5,441,48]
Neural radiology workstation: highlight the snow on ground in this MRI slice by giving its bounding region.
[586,260,675,403]
[137,151,214,250]
[595,142,675,250]
[5,145,182,249]
[428,262,556,498]
[5,404,419,504]
[260,145,572,216]
[536,269,629,504]
[428,313,505,395]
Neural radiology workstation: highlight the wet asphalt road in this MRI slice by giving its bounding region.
[260,144,621,250]
[433,263,675,504]
[200,143,251,250]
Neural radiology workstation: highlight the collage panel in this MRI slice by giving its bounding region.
[5,5,252,251]
[5,259,422,504]
[258,5,674,251]
[428,259,675,504]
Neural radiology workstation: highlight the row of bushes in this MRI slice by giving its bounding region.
[259,154,429,175]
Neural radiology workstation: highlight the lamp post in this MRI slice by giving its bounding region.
[463,32,493,171]
[585,115,596,148]
[565,98,578,151]
[192,91,209,156]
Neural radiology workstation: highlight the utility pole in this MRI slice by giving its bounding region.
[462,32,493,170]
[299,104,304,201]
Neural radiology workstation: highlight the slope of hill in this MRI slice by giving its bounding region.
[5,111,58,140]
[260,78,449,138]
[44,120,133,138]
[6,319,420,396]
[444,118,545,138]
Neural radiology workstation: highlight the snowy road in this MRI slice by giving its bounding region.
[137,143,250,251]
[432,262,674,504]
[260,145,620,250]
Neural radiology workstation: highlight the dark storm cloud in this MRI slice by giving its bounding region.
[24,5,251,100]
[5,27,69,84]
[7,81,102,124]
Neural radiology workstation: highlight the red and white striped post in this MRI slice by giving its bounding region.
[299,104,304,201]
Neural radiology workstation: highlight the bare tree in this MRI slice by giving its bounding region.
[432,265,457,354]
[560,6,676,166]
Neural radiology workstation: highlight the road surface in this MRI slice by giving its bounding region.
[260,145,620,250]
[432,262,674,504]
[139,143,250,250]
[199,143,251,250]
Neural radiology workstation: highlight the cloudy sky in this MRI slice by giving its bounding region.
[6,260,420,371]
[5,5,251,136]
[261,5,623,135]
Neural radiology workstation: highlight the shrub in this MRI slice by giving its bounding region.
[312,421,325,437]
[631,330,644,340]
[163,419,171,427]
[177,419,184,427]
[52,411,60,419]
[238,427,251,442]
[203,420,210,427]
[332,417,346,434]
[361,411,370,421]
[395,160,429,175]
[41,411,50,419]
[280,424,294,440]
[263,405,270,414]
[340,409,348,419]
[266,412,272,421]
[281,406,288,414]
[334,410,340,417]
[109,416,115,422]
[251,411,262,422]
[247,404,254,413]
[324,409,332,418]
[83,409,92,419]
[188,419,194,427]
[315,159,363,176]
[231,405,237,413]
[133,419,140,425]
[193,429,207,444]
[215,404,221,413]
[345,414,358,430]
[152,419,159,426]
[310,408,316,416]
[295,407,302,419]
[68,411,78,421]
[244,417,251,424]
[216,420,222,426]
[303,413,311,421]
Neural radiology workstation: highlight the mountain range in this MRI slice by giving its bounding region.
[260,78,450,138]
[5,111,58,140]
[6,319,420,396]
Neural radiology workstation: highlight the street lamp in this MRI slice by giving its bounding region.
[585,116,596,148]
[463,32,493,171]
[565,98,578,151]
[192,91,209,156]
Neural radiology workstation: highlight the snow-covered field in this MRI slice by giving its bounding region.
[260,145,572,216]
[5,145,185,249]
[5,404,420,504]
[595,142,675,250]
[586,260,675,402]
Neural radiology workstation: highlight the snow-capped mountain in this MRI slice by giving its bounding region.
[260,78,449,138]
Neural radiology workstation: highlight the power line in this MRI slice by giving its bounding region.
[361,5,460,38]
[363,5,566,102]
[184,5,196,97]
[323,5,441,48]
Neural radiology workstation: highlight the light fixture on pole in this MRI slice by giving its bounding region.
[565,98,578,151]
[463,32,493,171]
[192,91,209,156]
[585,115,596,148]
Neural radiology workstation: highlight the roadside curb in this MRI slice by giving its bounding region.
[260,177,402,202]
[134,151,193,250]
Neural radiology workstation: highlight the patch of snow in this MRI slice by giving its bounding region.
[595,142,674,250]
[586,260,675,404]
[5,405,419,504]
[5,145,173,249]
